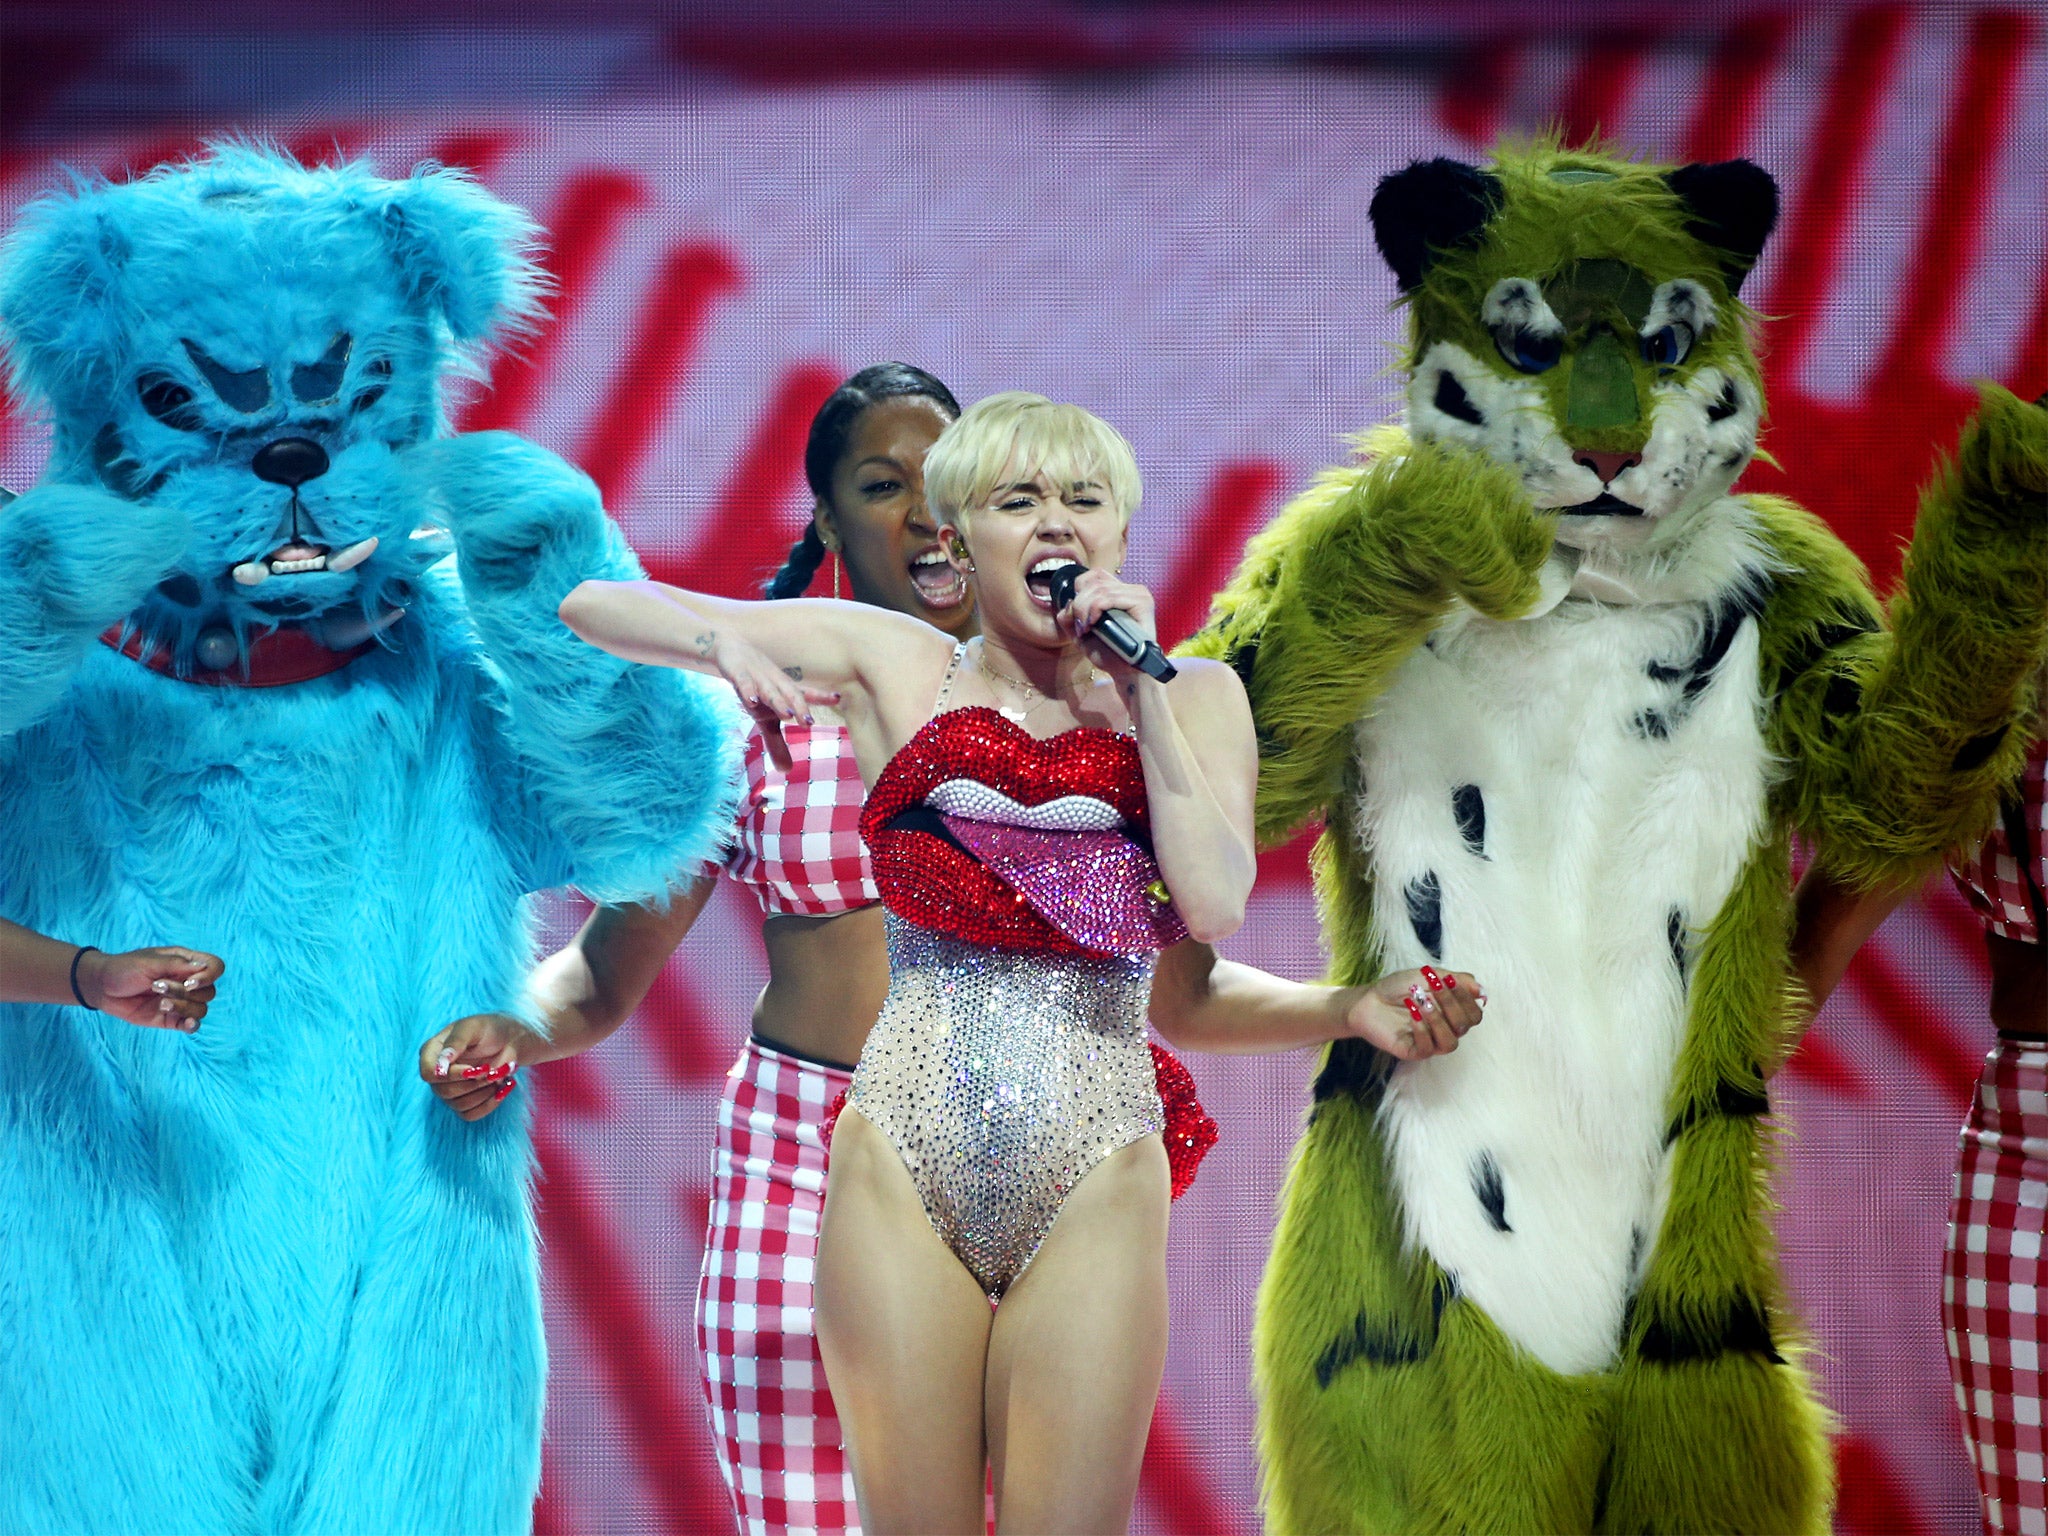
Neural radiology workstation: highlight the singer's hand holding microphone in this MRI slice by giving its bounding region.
[1043,561,1179,683]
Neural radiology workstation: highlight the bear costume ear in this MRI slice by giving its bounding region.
[375,165,547,344]
[0,190,132,398]
[1369,158,1504,293]
[1664,159,1778,295]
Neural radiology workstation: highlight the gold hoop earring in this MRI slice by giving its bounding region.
[832,552,843,601]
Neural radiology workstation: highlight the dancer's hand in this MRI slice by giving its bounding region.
[81,946,224,1032]
[1344,966,1485,1059]
[710,629,840,770]
[419,1012,540,1120]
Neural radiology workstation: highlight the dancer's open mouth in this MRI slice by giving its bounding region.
[909,547,969,610]
[231,536,378,587]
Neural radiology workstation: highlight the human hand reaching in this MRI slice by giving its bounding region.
[1342,965,1485,1060]
[418,1012,545,1121]
[78,946,224,1032]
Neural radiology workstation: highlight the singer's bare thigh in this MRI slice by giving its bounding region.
[814,1107,992,1535]
[984,1134,1170,1535]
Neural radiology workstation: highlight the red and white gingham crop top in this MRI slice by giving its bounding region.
[1949,735,2047,946]
[716,717,880,917]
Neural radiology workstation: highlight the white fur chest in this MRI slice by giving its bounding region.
[1353,578,1772,1375]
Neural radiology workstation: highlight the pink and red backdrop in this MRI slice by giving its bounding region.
[3,6,2044,1531]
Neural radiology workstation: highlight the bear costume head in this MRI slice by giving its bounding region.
[0,141,545,671]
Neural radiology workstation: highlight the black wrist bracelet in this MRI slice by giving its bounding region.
[69,945,98,1010]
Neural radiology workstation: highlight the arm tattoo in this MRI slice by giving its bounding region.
[693,631,716,658]
[783,666,803,681]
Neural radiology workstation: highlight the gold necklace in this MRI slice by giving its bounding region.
[976,641,1094,723]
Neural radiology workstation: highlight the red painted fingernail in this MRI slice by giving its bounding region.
[1444,974,1458,990]
[1421,965,1444,991]
[460,1065,490,1080]
[1404,997,1424,1022]
[494,1080,515,1102]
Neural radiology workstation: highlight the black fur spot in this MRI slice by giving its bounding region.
[155,574,203,607]
[1663,160,1780,296]
[1314,1274,1458,1387]
[1452,784,1486,856]
[1638,1293,1783,1364]
[1775,616,1878,696]
[1473,1152,1510,1232]
[1221,636,1257,692]
[1404,872,1443,959]
[1954,724,2010,773]
[1667,908,1691,981]
[1641,584,1766,734]
[1627,1226,1647,1285]
[1310,1036,1392,1108]
[1665,1076,1771,1146]
[1707,376,1741,423]
[1822,672,1863,719]
[1432,370,1485,426]
[1369,158,1505,293]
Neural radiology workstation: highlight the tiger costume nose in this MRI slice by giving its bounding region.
[1573,450,1642,485]
[252,437,330,488]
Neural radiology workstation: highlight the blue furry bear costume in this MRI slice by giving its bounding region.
[0,145,738,1533]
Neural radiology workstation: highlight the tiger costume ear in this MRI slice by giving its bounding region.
[1663,160,1779,295]
[1368,158,1504,293]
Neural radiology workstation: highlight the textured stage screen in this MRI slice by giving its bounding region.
[3,6,2044,1533]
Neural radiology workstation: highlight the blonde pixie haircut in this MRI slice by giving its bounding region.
[924,391,1142,534]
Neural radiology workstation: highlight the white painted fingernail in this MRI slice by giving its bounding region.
[151,979,171,995]
[435,1047,455,1079]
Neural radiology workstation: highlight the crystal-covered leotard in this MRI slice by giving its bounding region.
[848,646,1194,1297]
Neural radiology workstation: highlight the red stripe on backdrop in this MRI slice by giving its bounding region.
[1844,943,1980,1110]
[458,169,649,436]
[1679,11,1792,164]
[1784,1024,1875,1101]
[639,961,744,1086]
[1436,37,1523,149]
[1555,32,1654,150]
[282,126,369,169]
[531,1121,735,1534]
[639,361,842,596]
[1874,7,2035,383]
[423,127,523,182]
[533,1051,613,1120]
[574,242,745,513]
[1754,4,1909,377]
[1834,1429,1936,1536]
[1156,460,1284,650]
[1140,1395,1251,1536]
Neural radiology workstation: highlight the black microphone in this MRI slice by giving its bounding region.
[1044,562,1178,683]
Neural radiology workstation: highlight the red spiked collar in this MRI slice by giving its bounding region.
[99,622,375,688]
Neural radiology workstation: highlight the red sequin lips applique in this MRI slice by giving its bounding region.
[863,708,1169,955]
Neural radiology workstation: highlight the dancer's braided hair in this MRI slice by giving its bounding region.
[763,362,962,599]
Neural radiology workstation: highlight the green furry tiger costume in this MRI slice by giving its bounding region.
[1181,143,2048,1534]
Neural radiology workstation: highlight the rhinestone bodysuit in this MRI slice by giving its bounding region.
[848,648,1192,1298]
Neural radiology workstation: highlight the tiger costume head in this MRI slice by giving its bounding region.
[1371,141,1778,554]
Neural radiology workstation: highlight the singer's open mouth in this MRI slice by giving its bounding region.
[1026,554,1081,609]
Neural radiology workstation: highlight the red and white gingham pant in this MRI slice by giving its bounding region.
[1945,1040,2048,1536]
[697,1039,861,1536]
